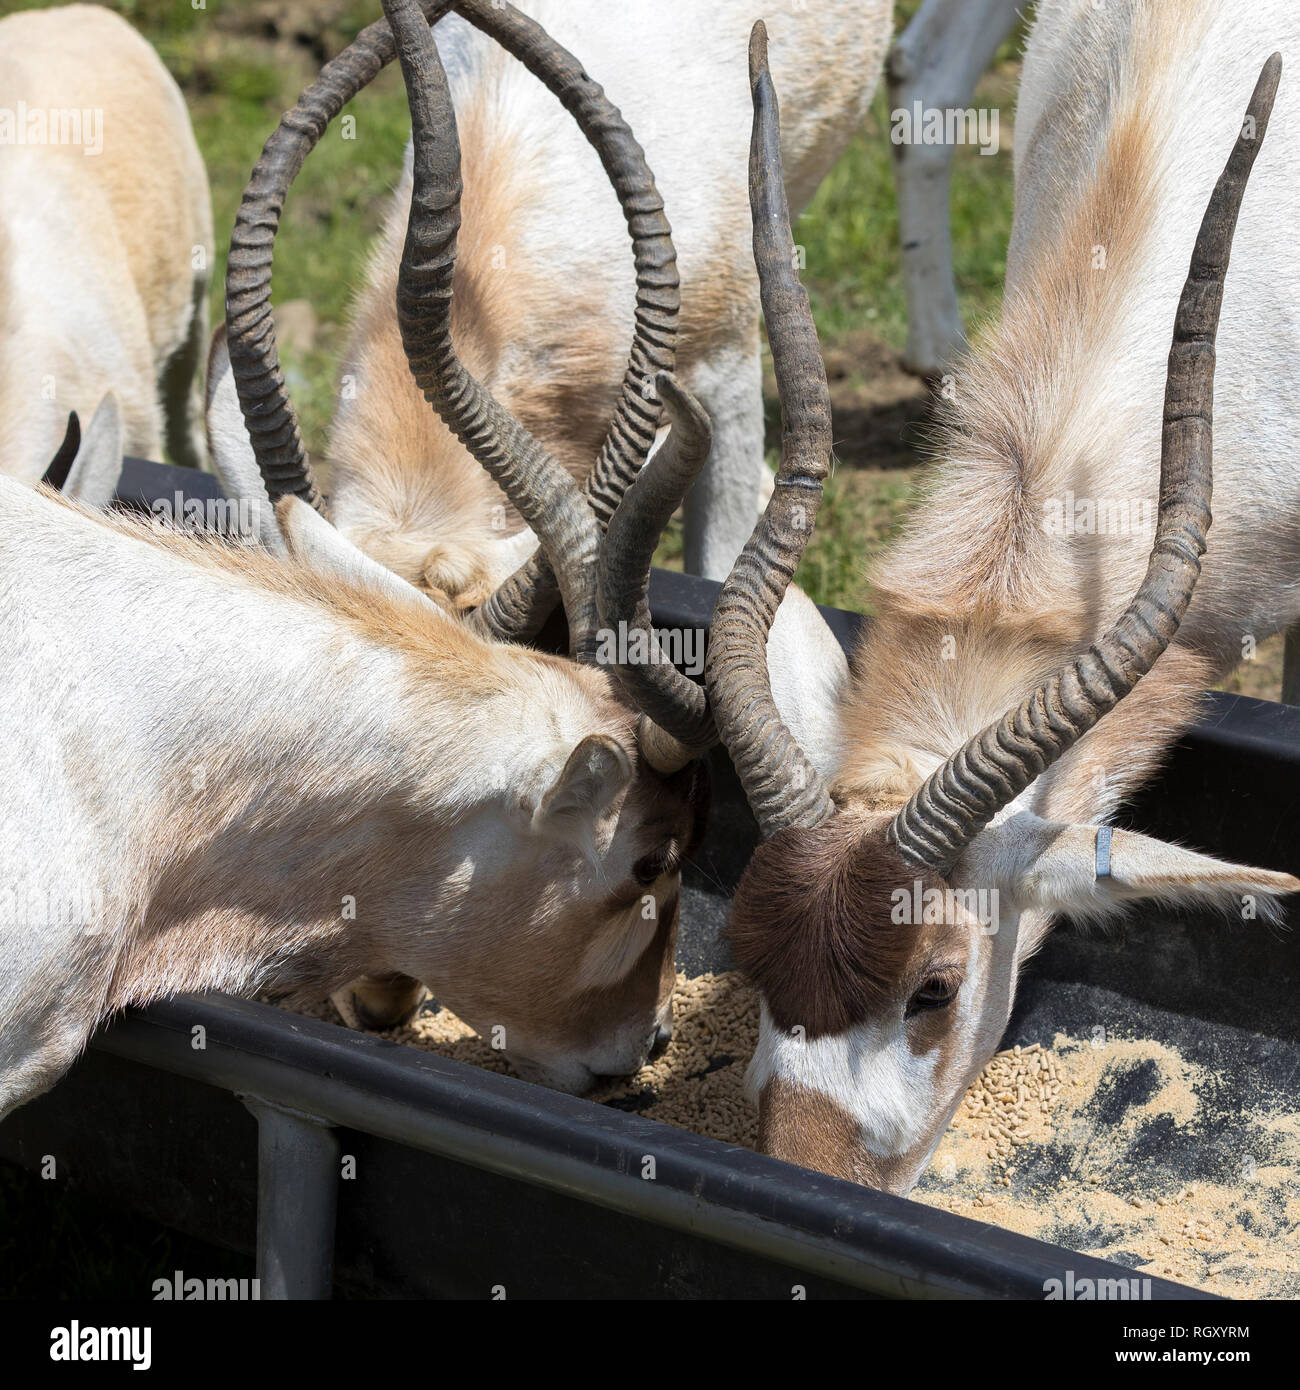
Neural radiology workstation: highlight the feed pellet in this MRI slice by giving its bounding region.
[284,972,1298,1298]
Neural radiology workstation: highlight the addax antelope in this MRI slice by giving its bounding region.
[707,7,1300,1194]
[0,0,730,1120]
[0,4,212,491]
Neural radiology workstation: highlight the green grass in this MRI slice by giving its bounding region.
[798,105,1017,352]
[171,7,414,455]
[795,46,1019,355]
[799,467,917,613]
[793,0,1024,351]
[655,460,916,614]
[191,64,414,452]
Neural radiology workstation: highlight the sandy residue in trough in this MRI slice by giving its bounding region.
[285,977,1298,1298]
[915,1035,1300,1300]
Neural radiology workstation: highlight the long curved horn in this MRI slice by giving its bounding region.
[888,52,1282,873]
[598,371,716,771]
[443,1,681,648]
[226,0,454,511]
[384,0,601,658]
[703,21,836,838]
[225,0,678,653]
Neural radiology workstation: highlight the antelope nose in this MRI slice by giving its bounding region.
[649,1021,673,1061]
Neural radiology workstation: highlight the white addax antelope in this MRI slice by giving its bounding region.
[229,0,888,601]
[0,4,212,494]
[0,0,728,1120]
[707,7,1300,1193]
[0,456,709,1118]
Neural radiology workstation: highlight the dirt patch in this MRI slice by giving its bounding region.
[764,330,934,472]
[212,0,368,63]
[1214,631,1288,701]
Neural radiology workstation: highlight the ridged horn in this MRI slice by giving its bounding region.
[598,371,716,772]
[454,2,681,646]
[384,0,600,658]
[703,21,836,838]
[888,52,1282,873]
[225,0,455,511]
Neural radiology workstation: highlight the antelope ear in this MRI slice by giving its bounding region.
[63,392,124,508]
[484,525,540,577]
[275,495,460,623]
[985,815,1300,922]
[531,735,632,839]
[204,324,286,555]
[766,584,849,778]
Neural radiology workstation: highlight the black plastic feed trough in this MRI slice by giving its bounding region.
[2,459,1297,1300]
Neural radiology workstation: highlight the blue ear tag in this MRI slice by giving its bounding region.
[1095,825,1113,880]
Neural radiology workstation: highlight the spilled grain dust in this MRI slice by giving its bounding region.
[288,971,1298,1298]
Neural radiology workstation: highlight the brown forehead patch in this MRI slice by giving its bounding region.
[634,758,710,866]
[728,816,935,1040]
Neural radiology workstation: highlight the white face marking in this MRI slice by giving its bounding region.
[747,1003,938,1159]
[955,916,988,1031]
[747,923,995,1165]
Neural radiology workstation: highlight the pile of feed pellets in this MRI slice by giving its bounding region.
[288,969,1298,1298]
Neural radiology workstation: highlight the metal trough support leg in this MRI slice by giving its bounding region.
[240,1094,340,1300]
[1284,626,1300,706]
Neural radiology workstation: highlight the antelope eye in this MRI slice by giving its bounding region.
[633,846,674,886]
[907,973,961,1017]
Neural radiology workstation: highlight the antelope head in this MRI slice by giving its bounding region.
[708,31,1297,1190]
[205,0,720,1092]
